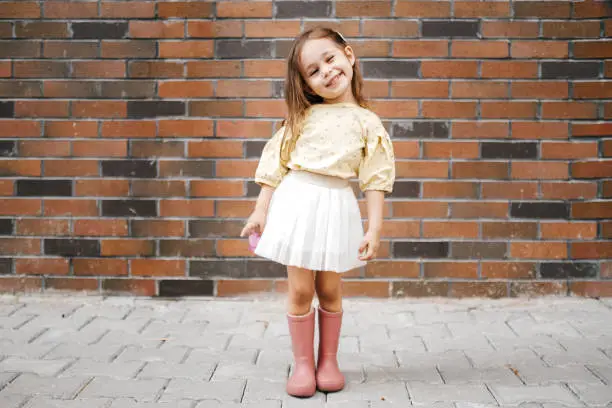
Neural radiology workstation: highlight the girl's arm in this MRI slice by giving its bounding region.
[240,184,275,237]
[359,190,385,260]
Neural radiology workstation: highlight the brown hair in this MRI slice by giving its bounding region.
[279,26,368,164]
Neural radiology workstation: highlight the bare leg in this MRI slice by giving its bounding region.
[315,270,342,313]
[287,266,315,315]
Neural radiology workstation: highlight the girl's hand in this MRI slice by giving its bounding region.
[240,210,267,238]
[358,229,380,261]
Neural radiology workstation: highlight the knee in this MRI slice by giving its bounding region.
[316,281,341,305]
[289,284,315,307]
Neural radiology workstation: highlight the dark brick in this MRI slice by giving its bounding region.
[0,40,41,58]
[272,81,284,98]
[0,219,13,235]
[276,1,332,18]
[422,21,479,38]
[44,239,100,257]
[16,22,70,39]
[511,202,570,219]
[275,40,293,59]
[392,121,449,139]
[0,258,11,274]
[540,262,598,279]
[392,281,449,297]
[246,181,260,197]
[362,61,419,79]
[394,241,449,258]
[102,160,157,178]
[0,101,14,118]
[190,260,245,278]
[160,240,215,257]
[127,101,185,118]
[0,141,16,157]
[481,142,538,159]
[158,279,214,297]
[541,62,600,79]
[160,161,214,178]
[16,180,72,197]
[389,181,420,198]
[189,220,243,238]
[102,200,157,217]
[217,40,273,59]
[0,81,43,98]
[246,141,266,158]
[0,23,12,38]
[100,81,156,99]
[72,22,128,39]
[245,260,287,278]
[451,242,507,259]
[131,141,185,158]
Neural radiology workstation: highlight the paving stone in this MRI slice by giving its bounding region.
[45,343,125,362]
[364,365,442,383]
[24,397,111,408]
[138,362,215,381]
[326,381,411,404]
[195,402,280,408]
[59,360,144,379]
[587,364,612,384]
[0,372,17,388]
[212,362,287,382]
[0,326,48,344]
[0,374,87,398]
[486,334,566,353]
[156,333,231,350]
[438,366,523,385]
[139,321,210,338]
[407,384,497,405]
[516,364,603,385]
[489,385,583,406]
[82,317,151,334]
[465,348,546,369]
[241,379,324,403]
[159,379,245,402]
[0,342,57,359]
[422,335,495,353]
[0,395,28,408]
[108,400,195,408]
[185,349,257,365]
[568,383,612,406]
[395,350,472,370]
[447,321,517,338]
[0,357,73,376]
[540,347,610,366]
[78,377,166,402]
[360,334,427,353]
[34,326,108,346]
[0,314,36,329]
[508,318,582,338]
[95,331,165,348]
[114,346,189,364]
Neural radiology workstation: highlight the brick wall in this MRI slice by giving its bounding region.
[0,1,611,298]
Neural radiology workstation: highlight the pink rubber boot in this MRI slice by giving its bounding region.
[315,306,345,392]
[286,308,316,397]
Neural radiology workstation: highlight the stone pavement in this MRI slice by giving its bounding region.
[0,294,611,408]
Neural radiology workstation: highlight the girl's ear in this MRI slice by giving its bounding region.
[344,45,356,67]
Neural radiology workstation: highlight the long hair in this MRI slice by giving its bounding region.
[279,26,368,164]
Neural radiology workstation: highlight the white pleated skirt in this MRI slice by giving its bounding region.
[254,170,366,273]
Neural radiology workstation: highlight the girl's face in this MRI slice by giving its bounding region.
[299,37,356,104]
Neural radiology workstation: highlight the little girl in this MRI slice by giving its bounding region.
[240,27,395,397]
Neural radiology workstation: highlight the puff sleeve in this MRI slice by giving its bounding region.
[254,125,289,188]
[358,117,395,193]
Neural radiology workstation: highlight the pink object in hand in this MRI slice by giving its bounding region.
[248,232,261,252]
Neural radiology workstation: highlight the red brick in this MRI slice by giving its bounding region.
[570,281,612,298]
[511,162,568,180]
[46,277,98,292]
[0,277,42,293]
[449,282,507,298]
[73,101,127,119]
[244,21,300,38]
[242,61,284,78]
[303,20,360,36]
[393,40,448,57]
[159,199,215,217]
[131,260,185,277]
[481,262,536,279]
[102,279,156,296]
[75,180,129,197]
[337,1,391,16]
[603,222,612,240]
[158,1,213,18]
[16,22,69,39]
[370,100,418,119]
[101,240,155,257]
[216,239,253,258]
[392,201,448,218]
[510,282,567,297]
[452,162,508,179]
[482,21,539,38]
[542,102,598,119]
[0,238,40,255]
[72,61,126,79]
[424,262,478,279]
[0,2,40,17]
[482,222,538,239]
[451,202,509,218]
[159,41,213,58]
[395,1,450,17]
[157,120,213,138]
[572,123,612,138]
[43,41,98,58]
[573,2,610,18]
[511,242,567,259]
[245,100,287,118]
[0,181,14,196]
[44,160,98,177]
[44,2,97,18]
[452,121,509,139]
[423,101,477,118]
[192,101,244,117]
[216,2,272,18]
[572,161,612,179]
[574,41,612,59]
[377,220,418,238]
[422,61,479,78]
[191,181,244,197]
[216,200,255,218]
[363,20,419,37]
[541,142,598,159]
[573,82,612,100]
[16,219,69,236]
[572,242,612,259]
[0,61,10,77]
[188,141,243,158]
[542,21,601,39]
[18,141,70,157]
[392,80,449,98]
[132,180,186,197]
[15,101,69,118]
[365,261,419,278]
[131,220,185,237]
[15,258,69,275]
[396,161,448,178]
[130,21,183,40]
[217,280,273,296]
[512,122,568,140]
[604,181,612,198]
[73,259,128,276]
[541,181,598,199]
[0,160,41,177]
[572,202,612,220]
[45,121,98,138]
[454,1,510,17]
[159,81,214,98]
[452,81,508,99]
[72,141,127,158]
[392,281,449,297]
[216,160,258,178]
[187,61,242,78]
[482,61,538,78]
[188,21,242,38]
[216,120,273,139]
[342,281,389,298]
[603,140,612,158]
[511,41,568,58]
[481,102,537,119]
[0,120,41,138]
[44,199,98,217]
[452,40,509,58]
[0,199,41,216]
[511,81,569,99]
[74,220,128,237]
[216,80,272,98]
[129,61,184,78]
[422,141,477,159]
[603,262,612,279]
[423,221,479,239]
[100,2,155,18]
[392,141,419,159]
[422,181,477,198]
[102,121,156,138]
[541,222,597,239]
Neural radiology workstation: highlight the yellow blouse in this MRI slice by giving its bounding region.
[254,103,396,193]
